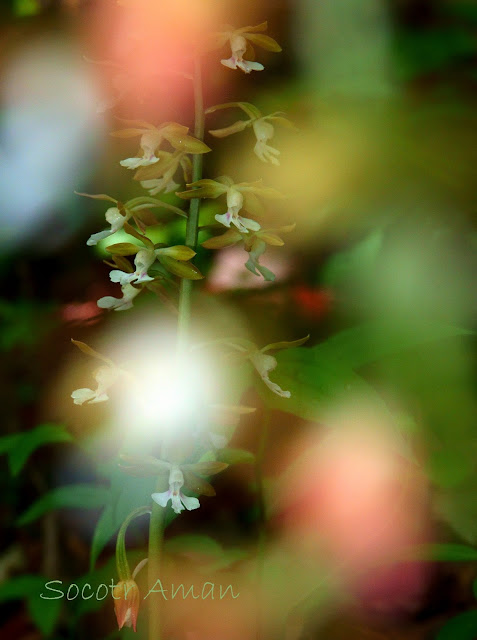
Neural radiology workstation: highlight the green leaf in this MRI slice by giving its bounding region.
[0,575,46,600]
[28,595,62,637]
[165,534,222,558]
[436,611,477,640]
[0,575,62,636]
[0,424,73,477]
[412,544,477,562]
[90,503,116,571]
[261,348,389,420]
[158,255,204,279]
[314,322,474,371]
[18,484,110,525]
[321,229,384,288]
[89,474,156,570]
[9,424,73,476]
[0,434,20,455]
[218,448,255,465]
[105,242,140,256]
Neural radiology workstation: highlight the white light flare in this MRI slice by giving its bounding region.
[112,335,216,444]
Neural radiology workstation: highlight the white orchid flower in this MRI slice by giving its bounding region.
[120,130,163,169]
[221,33,264,74]
[86,206,130,246]
[71,364,120,405]
[151,465,200,515]
[70,339,126,406]
[109,249,156,286]
[215,187,261,233]
[199,335,309,398]
[216,22,281,74]
[252,119,280,165]
[207,102,295,166]
[97,283,141,311]
[249,351,290,398]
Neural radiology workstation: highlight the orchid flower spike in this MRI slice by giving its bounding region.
[97,282,141,311]
[177,177,284,234]
[152,464,200,515]
[110,120,210,170]
[109,249,156,286]
[206,102,296,166]
[215,22,282,74]
[70,339,124,405]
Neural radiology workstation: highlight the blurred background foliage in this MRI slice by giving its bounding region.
[0,0,476,639]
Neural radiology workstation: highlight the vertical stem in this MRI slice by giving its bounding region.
[148,56,205,640]
[177,56,205,353]
[255,408,271,640]
[148,484,165,640]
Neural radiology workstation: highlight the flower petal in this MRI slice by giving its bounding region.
[151,491,171,508]
[86,229,114,246]
[71,388,96,405]
[180,494,200,511]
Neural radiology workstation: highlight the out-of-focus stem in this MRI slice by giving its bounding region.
[148,55,205,640]
[177,56,205,353]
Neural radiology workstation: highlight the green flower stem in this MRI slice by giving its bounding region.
[177,56,205,353]
[148,482,166,640]
[116,505,151,581]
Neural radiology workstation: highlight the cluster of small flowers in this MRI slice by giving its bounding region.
[73,18,309,634]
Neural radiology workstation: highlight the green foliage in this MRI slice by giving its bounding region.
[90,470,156,569]
[0,574,62,637]
[17,484,110,526]
[0,423,73,476]
[412,543,477,562]
[436,611,477,640]
[260,322,473,419]
[217,448,255,465]
[0,300,55,351]
[321,229,384,289]
[165,534,247,572]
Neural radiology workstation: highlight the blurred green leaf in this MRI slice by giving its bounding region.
[165,534,223,558]
[314,322,474,370]
[18,484,110,525]
[0,574,45,600]
[412,543,477,562]
[395,28,477,80]
[260,348,389,420]
[90,503,116,571]
[90,471,155,569]
[217,448,255,465]
[28,596,62,637]
[14,0,41,17]
[0,574,62,637]
[0,424,73,477]
[322,229,384,288]
[436,611,477,640]
[0,300,55,351]
[434,488,477,545]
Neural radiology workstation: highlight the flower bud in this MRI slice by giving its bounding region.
[113,579,140,632]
